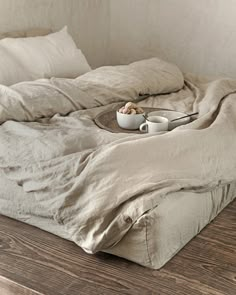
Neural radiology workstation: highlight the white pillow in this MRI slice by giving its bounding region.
[0,26,91,86]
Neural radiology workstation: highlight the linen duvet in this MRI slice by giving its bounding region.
[0,58,236,258]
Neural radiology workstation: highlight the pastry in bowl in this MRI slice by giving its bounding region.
[116,102,145,130]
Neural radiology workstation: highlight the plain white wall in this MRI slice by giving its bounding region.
[0,0,236,77]
[108,0,236,77]
[0,0,110,68]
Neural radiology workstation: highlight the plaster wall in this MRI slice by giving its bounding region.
[0,0,110,68]
[108,0,236,77]
[0,0,236,76]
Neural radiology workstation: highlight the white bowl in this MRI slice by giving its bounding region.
[116,111,145,130]
[148,110,190,130]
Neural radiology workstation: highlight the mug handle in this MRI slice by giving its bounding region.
[139,123,148,133]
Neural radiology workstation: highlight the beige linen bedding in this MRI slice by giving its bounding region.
[106,182,236,268]
[0,167,235,269]
[0,58,236,256]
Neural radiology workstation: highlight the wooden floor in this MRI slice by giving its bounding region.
[0,200,235,295]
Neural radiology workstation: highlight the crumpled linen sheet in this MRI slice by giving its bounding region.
[0,58,236,254]
[0,58,183,124]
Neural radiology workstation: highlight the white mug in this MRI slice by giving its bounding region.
[139,116,169,133]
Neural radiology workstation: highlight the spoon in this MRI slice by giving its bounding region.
[171,112,199,122]
[143,114,151,121]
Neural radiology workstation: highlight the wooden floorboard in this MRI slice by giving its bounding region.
[0,200,235,295]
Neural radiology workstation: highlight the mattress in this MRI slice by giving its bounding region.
[0,169,235,269]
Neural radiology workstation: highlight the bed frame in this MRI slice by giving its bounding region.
[0,199,235,295]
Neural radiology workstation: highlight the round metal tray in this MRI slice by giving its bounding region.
[94,107,172,134]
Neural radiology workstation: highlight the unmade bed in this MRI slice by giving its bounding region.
[0,29,236,269]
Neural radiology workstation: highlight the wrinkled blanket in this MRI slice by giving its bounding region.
[0,58,236,254]
[0,58,183,123]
